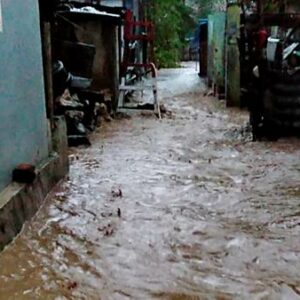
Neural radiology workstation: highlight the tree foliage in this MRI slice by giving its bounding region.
[188,0,226,17]
[148,0,195,68]
[148,0,227,67]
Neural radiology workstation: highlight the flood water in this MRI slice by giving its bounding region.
[1,63,300,300]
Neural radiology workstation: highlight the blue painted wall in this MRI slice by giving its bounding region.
[0,0,49,191]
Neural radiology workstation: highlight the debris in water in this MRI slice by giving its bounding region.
[101,212,113,218]
[69,154,80,162]
[112,188,123,198]
[55,205,80,217]
[160,103,167,114]
[174,226,181,232]
[104,227,114,237]
[67,281,78,290]
[84,209,97,219]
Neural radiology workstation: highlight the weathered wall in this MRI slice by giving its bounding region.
[213,12,226,88]
[55,16,120,105]
[74,21,119,98]
[226,3,241,107]
[0,0,49,191]
[207,15,214,84]
[207,13,226,88]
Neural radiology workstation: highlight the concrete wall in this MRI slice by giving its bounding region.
[55,16,120,105]
[226,4,241,107]
[100,0,123,7]
[0,0,49,191]
[75,21,119,96]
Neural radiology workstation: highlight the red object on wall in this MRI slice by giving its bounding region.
[256,28,268,49]
[124,10,155,42]
[122,9,156,75]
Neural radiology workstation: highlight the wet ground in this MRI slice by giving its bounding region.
[1,63,300,300]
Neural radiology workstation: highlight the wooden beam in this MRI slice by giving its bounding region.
[41,22,54,128]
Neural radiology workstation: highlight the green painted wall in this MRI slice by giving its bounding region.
[212,12,226,88]
[0,0,49,190]
[207,12,226,88]
[207,14,214,84]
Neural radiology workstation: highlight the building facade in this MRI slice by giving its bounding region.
[0,0,50,191]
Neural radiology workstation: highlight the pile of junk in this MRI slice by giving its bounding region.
[53,60,111,147]
[49,1,118,147]
[241,0,300,139]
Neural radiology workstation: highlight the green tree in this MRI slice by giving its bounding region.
[147,0,226,67]
[190,0,226,16]
[148,0,195,68]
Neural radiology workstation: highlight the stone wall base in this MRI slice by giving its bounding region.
[0,116,69,250]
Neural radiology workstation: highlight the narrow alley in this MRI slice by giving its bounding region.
[1,64,300,299]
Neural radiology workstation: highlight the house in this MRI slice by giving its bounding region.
[0,0,68,249]
[52,2,123,109]
[52,0,146,109]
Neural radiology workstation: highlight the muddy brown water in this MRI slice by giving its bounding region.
[1,64,300,300]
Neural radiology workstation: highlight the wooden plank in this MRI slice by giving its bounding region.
[41,22,54,127]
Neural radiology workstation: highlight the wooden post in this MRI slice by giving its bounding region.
[279,0,287,13]
[226,1,241,107]
[41,22,54,129]
[257,0,263,16]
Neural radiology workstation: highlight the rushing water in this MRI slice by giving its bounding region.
[1,64,300,300]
